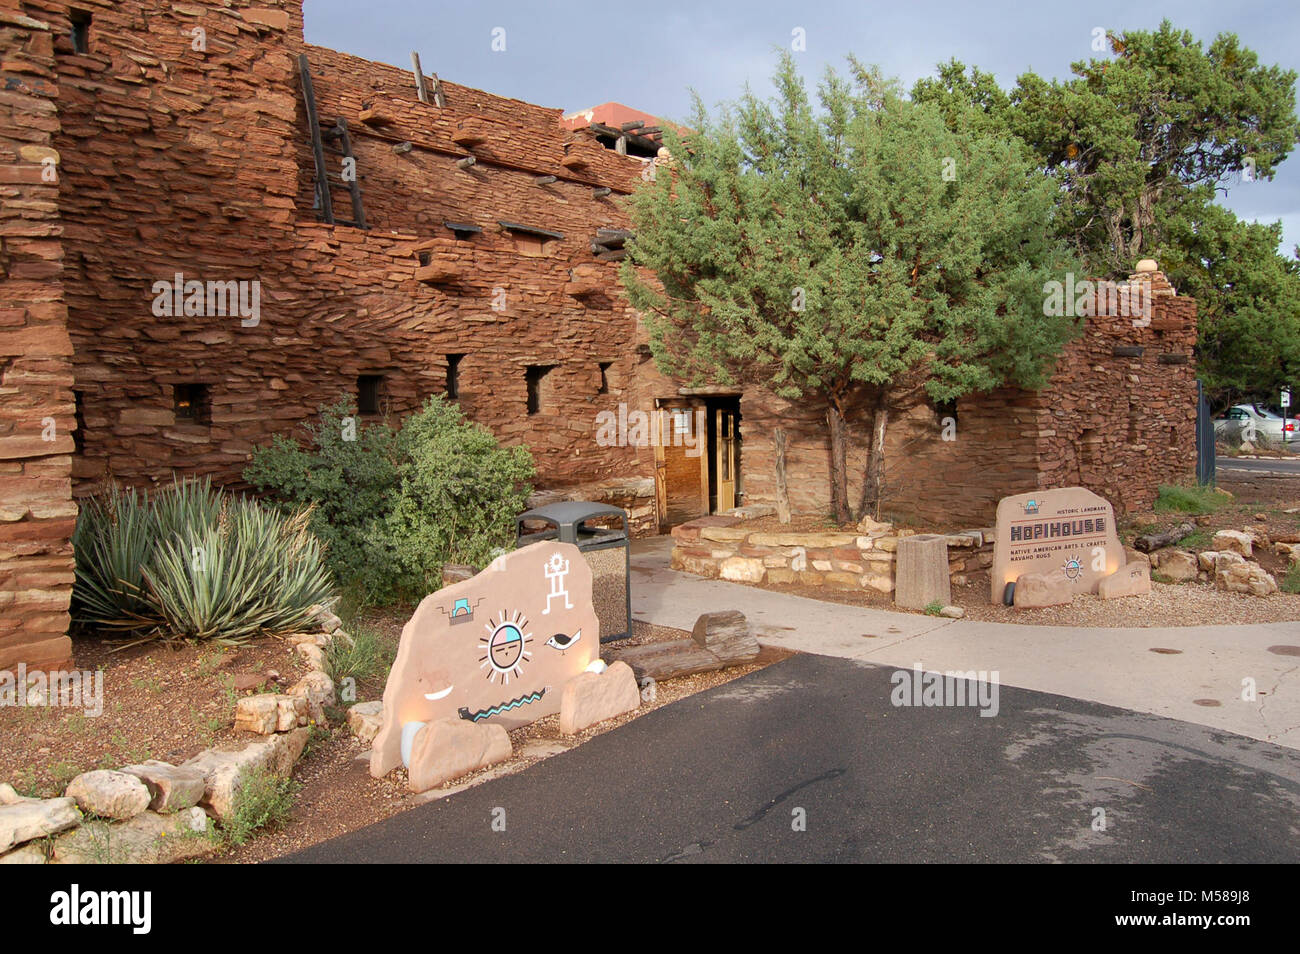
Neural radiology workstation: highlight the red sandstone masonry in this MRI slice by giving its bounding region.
[49,1,662,498]
[0,1,75,672]
[740,275,1198,527]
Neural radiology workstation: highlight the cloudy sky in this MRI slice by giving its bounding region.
[303,0,1300,255]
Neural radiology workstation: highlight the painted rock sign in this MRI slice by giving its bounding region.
[990,487,1122,604]
[371,541,598,778]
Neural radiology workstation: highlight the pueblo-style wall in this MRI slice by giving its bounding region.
[739,268,1198,529]
[45,0,667,499]
[0,3,76,672]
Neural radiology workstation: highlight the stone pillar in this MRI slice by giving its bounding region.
[0,5,76,674]
[893,534,951,611]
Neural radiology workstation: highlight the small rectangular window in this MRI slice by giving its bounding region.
[446,354,464,399]
[69,10,91,54]
[357,375,383,415]
[526,365,555,415]
[597,361,612,394]
[173,384,210,424]
[72,390,86,453]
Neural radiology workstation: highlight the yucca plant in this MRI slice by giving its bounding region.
[144,500,332,642]
[71,476,334,645]
[71,484,158,630]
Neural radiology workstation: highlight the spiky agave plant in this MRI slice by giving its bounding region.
[142,496,333,644]
[72,476,334,644]
[70,483,160,632]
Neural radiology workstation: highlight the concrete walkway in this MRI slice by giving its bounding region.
[631,536,1300,750]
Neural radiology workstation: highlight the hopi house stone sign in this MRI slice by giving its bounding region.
[371,541,598,778]
[991,488,1122,604]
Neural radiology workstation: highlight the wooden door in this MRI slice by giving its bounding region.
[654,402,707,532]
[715,406,736,512]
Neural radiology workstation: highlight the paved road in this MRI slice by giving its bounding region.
[283,655,1300,863]
[1217,455,1300,475]
[629,536,1300,750]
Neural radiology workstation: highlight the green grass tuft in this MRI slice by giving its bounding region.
[1154,483,1224,516]
[220,768,299,847]
[1281,562,1300,595]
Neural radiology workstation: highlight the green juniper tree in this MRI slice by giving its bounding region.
[1006,21,1300,273]
[621,55,1080,523]
[913,21,1300,408]
[1159,199,1300,406]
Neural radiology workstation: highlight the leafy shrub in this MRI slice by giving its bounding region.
[245,395,535,604]
[243,398,401,602]
[72,476,333,643]
[1154,483,1224,516]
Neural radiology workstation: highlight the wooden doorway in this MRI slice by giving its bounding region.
[704,396,742,514]
[653,400,707,533]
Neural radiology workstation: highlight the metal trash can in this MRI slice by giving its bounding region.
[515,501,631,643]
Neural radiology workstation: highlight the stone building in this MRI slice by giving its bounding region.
[0,0,1198,673]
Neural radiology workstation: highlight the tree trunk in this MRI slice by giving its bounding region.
[773,427,791,524]
[826,399,851,526]
[859,401,889,521]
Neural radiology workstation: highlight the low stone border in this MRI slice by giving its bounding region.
[670,515,994,594]
[0,605,343,865]
[1146,525,1297,596]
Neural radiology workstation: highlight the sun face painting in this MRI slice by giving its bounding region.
[370,541,600,779]
[482,611,532,684]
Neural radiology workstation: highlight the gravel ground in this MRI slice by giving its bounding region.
[959,580,1300,627]
[0,636,312,798]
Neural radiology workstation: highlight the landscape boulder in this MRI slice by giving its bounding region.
[182,727,311,822]
[1012,569,1073,609]
[289,670,335,724]
[559,660,641,734]
[1098,562,1151,599]
[0,843,47,864]
[65,770,151,821]
[406,718,511,794]
[1212,530,1253,557]
[235,694,309,734]
[1214,555,1277,596]
[348,701,384,745]
[1155,548,1198,582]
[0,797,80,853]
[120,761,207,814]
[51,807,216,865]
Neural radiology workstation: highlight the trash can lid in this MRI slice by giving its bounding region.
[516,501,627,527]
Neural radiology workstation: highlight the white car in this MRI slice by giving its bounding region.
[1214,404,1299,443]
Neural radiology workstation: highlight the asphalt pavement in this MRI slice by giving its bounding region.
[282,654,1300,864]
[1216,455,1300,475]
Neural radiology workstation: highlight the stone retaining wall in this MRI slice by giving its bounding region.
[669,515,993,595]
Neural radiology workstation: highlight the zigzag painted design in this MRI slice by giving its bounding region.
[459,688,547,723]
